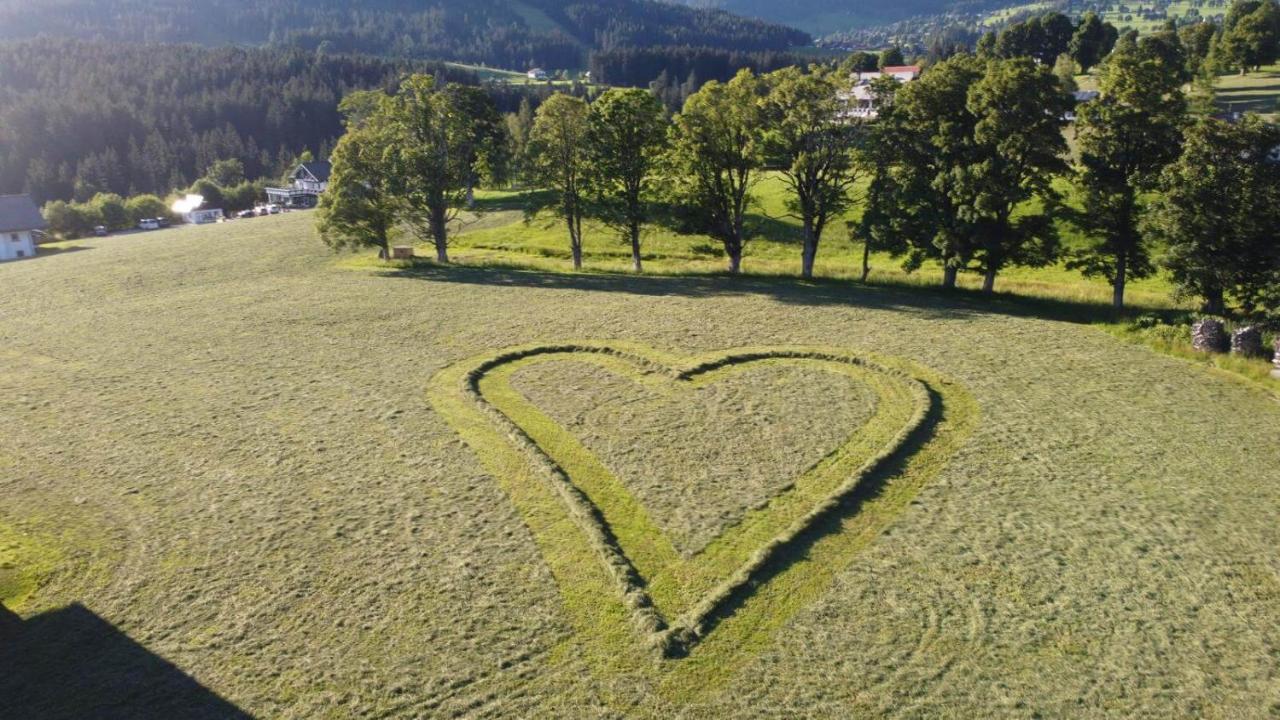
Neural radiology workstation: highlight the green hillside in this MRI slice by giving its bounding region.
[0,0,811,71]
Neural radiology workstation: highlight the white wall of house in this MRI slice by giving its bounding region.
[0,229,36,261]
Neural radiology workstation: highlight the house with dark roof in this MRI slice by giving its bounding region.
[0,194,46,261]
[265,161,332,209]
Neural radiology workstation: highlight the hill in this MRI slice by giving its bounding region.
[0,0,811,70]
[0,40,503,203]
[675,0,1010,35]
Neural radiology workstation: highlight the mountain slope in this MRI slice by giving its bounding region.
[0,0,811,70]
[677,0,1007,36]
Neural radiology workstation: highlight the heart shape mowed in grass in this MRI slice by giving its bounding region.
[509,358,880,557]
[430,343,943,660]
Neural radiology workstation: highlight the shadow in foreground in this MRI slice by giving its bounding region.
[0,603,252,720]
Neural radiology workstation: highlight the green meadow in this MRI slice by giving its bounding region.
[1,205,1278,717]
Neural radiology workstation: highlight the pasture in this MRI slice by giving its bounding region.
[2,211,1279,717]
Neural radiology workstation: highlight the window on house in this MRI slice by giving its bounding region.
[9,233,17,242]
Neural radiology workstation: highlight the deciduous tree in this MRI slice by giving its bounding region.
[666,69,767,275]
[584,88,668,273]
[1068,34,1187,309]
[527,93,592,270]
[1144,116,1280,315]
[317,93,400,260]
[763,66,867,279]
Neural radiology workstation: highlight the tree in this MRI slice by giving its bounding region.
[527,93,592,270]
[1068,34,1187,308]
[204,159,245,187]
[879,47,906,68]
[960,57,1071,292]
[1179,21,1218,77]
[667,69,768,274]
[385,75,503,263]
[1054,53,1079,92]
[855,78,910,283]
[88,193,129,230]
[1144,116,1280,315]
[188,179,226,212]
[1220,0,1280,74]
[863,54,988,288]
[42,200,94,238]
[124,194,170,224]
[840,51,879,74]
[1070,12,1119,72]
[584,88,668,273]
[317,93,400,260]
[504,97,536,187]
[763,66,866,279]
[1039,13,1077,66]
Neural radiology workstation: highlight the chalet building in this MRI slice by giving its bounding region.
[841,65,922,120]
[265,161,331,209]
[0,194,45,262]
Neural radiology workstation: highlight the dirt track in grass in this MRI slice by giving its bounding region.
[2,212,1280,717]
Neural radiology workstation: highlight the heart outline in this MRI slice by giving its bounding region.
[431,343,946,658]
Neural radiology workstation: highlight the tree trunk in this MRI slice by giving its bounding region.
[629,221,642,274]
[377,232,389,261]
[942,265,958,289]
[982,267,997,294]
[1202,285,1226,315]
[859,232,871,283]
[569,214,583,270]
[726,240,742,275]
[431,205,449,264]
[1112,252,1127,310]
[801,235,817,280]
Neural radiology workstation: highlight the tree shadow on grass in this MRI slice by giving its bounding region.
[378,259,1165,327]
[0,603,252,720]
[11,245,93,262]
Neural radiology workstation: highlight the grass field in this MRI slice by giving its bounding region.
[2,210,1280,717]
[1215,63,1280,119]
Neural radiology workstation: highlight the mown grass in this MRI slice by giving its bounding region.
[3,212,1280,716]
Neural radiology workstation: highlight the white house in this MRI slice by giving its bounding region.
[841,65,922,120]
[527,68,549,80]
[265,161,331,209]
[857,65,922,84]
[0,194,45,262]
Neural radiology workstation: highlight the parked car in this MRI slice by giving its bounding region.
[267,204,282,215]
[156,217,171,228]
[93,225,109,237]
[236,209,257,220]
[138,219,160,231]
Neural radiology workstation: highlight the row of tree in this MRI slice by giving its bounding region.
[321,41,1279,318]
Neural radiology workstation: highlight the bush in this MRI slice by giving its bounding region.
[125,194,171,224]
[43,200,96,239]
[87,193,129,230]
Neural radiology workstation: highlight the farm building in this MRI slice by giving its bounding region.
[0,194,45,261]
[265,161,331,209]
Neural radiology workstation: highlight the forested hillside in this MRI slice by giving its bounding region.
[0,40,488,202]
[677,0,1011,37]
[0,0,810,70]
